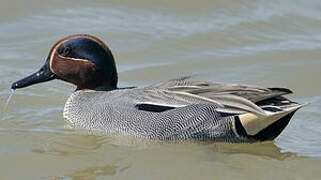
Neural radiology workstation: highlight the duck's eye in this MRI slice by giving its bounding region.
[62,47,71,56]
[58,46,71,56]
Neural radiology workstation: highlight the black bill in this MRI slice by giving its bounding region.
[11,59,56,90]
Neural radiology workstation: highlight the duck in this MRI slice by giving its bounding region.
[11,34,306,143]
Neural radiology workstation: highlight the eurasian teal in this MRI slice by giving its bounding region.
[11,34,306,142]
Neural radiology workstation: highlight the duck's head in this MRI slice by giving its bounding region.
[11,34,118,91]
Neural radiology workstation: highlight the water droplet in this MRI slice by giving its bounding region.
[2,89,16,120]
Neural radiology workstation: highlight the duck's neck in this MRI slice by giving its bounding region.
[76,80,117,91]
[94,84,117,91]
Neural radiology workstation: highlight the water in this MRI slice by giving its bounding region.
[1,89,15,120]
[1,0,321,179]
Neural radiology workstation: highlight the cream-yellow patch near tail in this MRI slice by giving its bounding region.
[239,104,307,135]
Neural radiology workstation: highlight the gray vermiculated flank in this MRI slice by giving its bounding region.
[64,90,240,142]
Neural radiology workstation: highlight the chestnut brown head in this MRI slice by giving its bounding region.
[11,34,118,91]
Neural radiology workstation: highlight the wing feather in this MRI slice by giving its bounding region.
[137,78,293,116]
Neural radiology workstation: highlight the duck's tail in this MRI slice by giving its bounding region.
[236,97,307,141]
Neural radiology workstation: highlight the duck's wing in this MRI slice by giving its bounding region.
[137,78,293,116]
[151,77,292,102]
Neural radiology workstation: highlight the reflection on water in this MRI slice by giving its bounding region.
[209,142,294,160]
[1,0,321,179]
[31,134,106,157]
[51,165,117,180]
